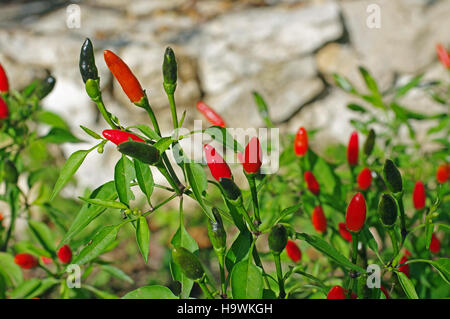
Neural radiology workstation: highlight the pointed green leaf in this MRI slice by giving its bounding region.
[122,285,177,299]
[136,216,150,263]
[134,159,154,203]
[74,225,120,265]
[230,260,264,299]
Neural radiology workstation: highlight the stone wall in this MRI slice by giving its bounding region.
[0,0,448,190]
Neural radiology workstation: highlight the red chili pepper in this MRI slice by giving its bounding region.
[412,180,425,210]
[345,192,366,232]
[285,240,302,263]
[399,255,410,278]
[304,171,320,195]
[57,245,73,264]
[204,144,232,181]
[0,96,9,120]
[102,129,145,145]
[241,137,262,174]
[196,101,226,128]
[41,256,53,265]
[347,131,359,166]
[380,285,390,299]
[338,222,352,242]
[14,253,39,269]
[430,234,441,254]
[312,206,327,233]
[0,62,9,92]
[357,167,372,190]
[436,43,450,69]
[104,50,144,103]
[436,163,449,184]
[294,127,308,156]
[326,285,357,299]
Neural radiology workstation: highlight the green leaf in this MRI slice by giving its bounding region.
[58,181,118,248]
[396,272,418,299]
[395,74,423,98]
[100,265,134,284]
[14,241,51,258]
[28,220,56,256]
[0,253,23,287]
[204,126,244,153]
[8,278,41,299]
[114,155,135,206]
[50,148,92,201]
[333,73,357,94]
[136,216,150,263]
[153,137,173,153]
[347,103,367,113]
[80,125,102,139]
[83,285,118,299]
[122,285,177,299]
[170,220,199,299]
[230,259,264,299]
[78,197,128,210]
[359,67,381,98]
[407,258,450,285]
[360,225,378,255]
[252,91,273,128]
[41,127,83,144]
[74,225,121,265]
[27,278,58,299]
[134,159,154,203]
[130,124,160,141]
[36,111,69,129]
[296,233,365,272]
[226,230,253,272]
[184,161,213,220]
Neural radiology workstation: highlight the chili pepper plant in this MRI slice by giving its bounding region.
[0,39,448,299]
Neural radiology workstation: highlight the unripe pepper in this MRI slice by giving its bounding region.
[285,240,302,263]
[207,208,226,254]
[102,129,145,145]
[196,101,226,128]
[429,234,441,254]
[357,167,372,190]
[383,159,403,193]
[219,177,241,201]
[204,144,232,181]
[57,245,72,264]
[171,246,204,280]
[347,131,359,166]
[104,50,144,103]
[162,47,177,95]
[338,222,352,242]
[14,253,38,269]
[345,192,366,232]
[377,194,398,227]
[363,129,375,156]
[35,75,56,100]
[0,62,9,92]
[304,171,320,195]
[118,141,160,165]
[436,43,450,69]
[412,181,425,210]
[327,285,357,299]
[436,163,449,184]
[294,127,308,156]
[79,38,99,83]
[378,194,398,227]
[268,225,288,255]
[241,137,262,174]
[0,96,9,119]
[312,206,327,233]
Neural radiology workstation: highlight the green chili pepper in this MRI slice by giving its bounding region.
[79,38,99,83]
[219,177,241,201]
[378,194,398,227]
[383,159,402,193]
[171,246,204,280]
[268,224,288,255]
[117,141,160,165]
[208,208,226,254]
[162,47,177,95]
[363,129,375,156]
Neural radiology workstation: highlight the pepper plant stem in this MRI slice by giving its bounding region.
[273,253,285,299]
[246,173,261,224]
